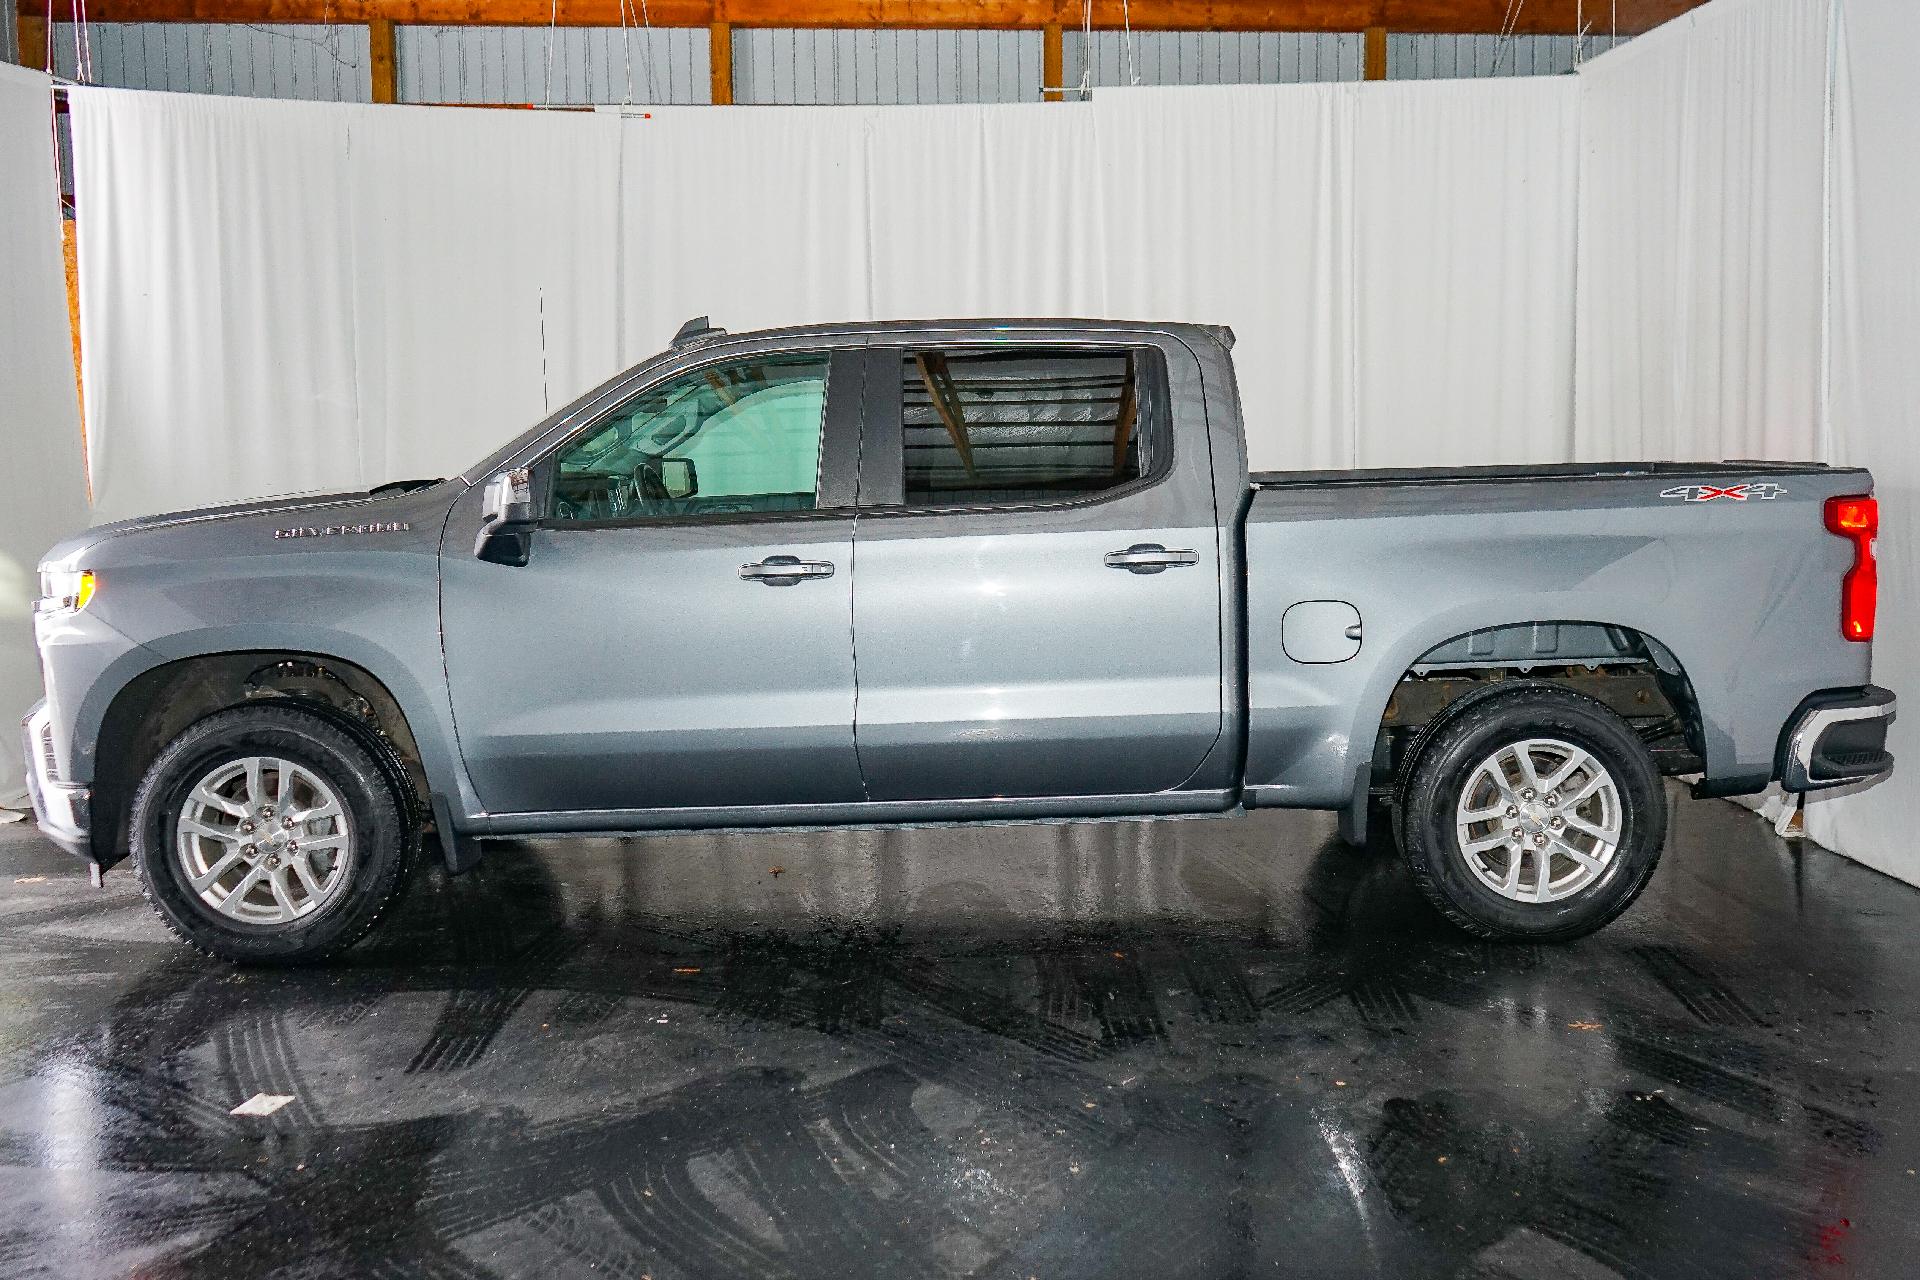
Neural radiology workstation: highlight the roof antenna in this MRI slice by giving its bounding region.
[672,316,726,347]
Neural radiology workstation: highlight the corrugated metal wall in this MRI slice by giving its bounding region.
[47,25,1623,104]
[51,22,371,100]
[1067,31,1363,88]
[1388,32,1628,80]
[397,25,707,104]
[733,28,1039,104]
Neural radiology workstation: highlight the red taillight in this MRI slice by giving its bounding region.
[1824,495,1878,642]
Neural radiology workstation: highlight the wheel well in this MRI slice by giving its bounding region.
[90,651,428,867]
[1369,623,1706,792]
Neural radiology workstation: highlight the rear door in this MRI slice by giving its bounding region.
[440,348,865,816]
[848,335,1225,801]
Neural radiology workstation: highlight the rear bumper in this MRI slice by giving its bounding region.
[1779,685,1896,792]
[21,701,92,862]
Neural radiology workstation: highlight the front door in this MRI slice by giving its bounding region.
[441,349,865,816]
[849,338,1226,801]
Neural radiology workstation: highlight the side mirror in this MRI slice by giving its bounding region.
[481,468,533,525]
[474,468,536,564]
[659,457,698,500]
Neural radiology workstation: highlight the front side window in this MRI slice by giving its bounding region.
[899,349,1148,506]
[550,354,828,522]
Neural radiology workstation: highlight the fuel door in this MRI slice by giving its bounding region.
[1282,600,1363,664]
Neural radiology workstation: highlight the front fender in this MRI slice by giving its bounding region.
[125,625,478,819]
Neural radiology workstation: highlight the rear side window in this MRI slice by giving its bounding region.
[898,350,1152,505]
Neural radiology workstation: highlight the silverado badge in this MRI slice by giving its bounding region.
[274,521,412,539]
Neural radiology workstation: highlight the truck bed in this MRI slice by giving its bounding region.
[1238,461,1873,813]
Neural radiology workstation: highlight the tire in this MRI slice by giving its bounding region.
[1396,684,1665,941]
[130,703,413,963]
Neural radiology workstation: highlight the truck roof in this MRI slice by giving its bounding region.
[670,316,1234,347]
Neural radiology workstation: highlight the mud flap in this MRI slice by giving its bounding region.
[430,792,484,875]
[1338,788,1369,848]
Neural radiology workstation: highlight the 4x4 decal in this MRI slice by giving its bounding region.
[1659,482,1786,502]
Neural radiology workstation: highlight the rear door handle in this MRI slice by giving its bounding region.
[740,555,835,586]
[1104,544,1201,574]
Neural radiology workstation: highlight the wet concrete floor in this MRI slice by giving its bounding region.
[0,786,1916,1279]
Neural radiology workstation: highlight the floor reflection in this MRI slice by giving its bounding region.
[0,793,1914,1278]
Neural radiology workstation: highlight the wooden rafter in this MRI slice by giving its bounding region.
[15,0,1707,36]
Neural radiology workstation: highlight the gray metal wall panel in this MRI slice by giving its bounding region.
[44,21,1626,105]
[396,25,708,105]
[52,22,371,101]
[1066,30,1363,89]
[734,28,1042,104]
[1387,31,1628,79]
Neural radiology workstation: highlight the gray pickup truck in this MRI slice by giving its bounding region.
[25,319,1895,962]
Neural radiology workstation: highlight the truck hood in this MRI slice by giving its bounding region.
[39,480,462,570]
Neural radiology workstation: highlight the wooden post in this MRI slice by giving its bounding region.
[368,18,397,103]
[1042,22,1062,101]
[709,20,732,104]
[64,218,90,503]
[18,14,48,70]
[1364,25,1387,80]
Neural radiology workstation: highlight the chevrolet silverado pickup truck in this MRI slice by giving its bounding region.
[26,318,1897,962]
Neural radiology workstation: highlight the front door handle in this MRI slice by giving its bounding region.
[1104,544,1201,574]
[740,555,836,586]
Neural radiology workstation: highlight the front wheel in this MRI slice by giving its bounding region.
[130,703,413,963]
[1397,686,1666,941]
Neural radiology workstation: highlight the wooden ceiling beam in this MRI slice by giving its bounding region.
[18,0,1706,36]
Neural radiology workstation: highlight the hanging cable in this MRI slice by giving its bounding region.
[43,0,59,197]
[543,0,557,107]
[618,0,633,104]
[1121,0,1139,86]
[1491,0,1526,76]
[638,0,656,105]
[319,0,336,101]
[1078,0,1092,97]
[79,0,96,83]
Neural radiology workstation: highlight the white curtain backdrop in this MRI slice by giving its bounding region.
[1574,0,1830,463]
[1351,79,1579,466]
[1085,86,1348,468]
[1802,0,1920,881]
[343,107,624,487]
[71,75,1579,522]
[1575,0,1920,885]
[70,92,624,515]
[0,64,92,808]
[617,105,877,359]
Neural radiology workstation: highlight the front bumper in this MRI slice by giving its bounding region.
[1780,685,1896,792]
[22,701,91,861]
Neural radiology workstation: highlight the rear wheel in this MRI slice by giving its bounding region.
[131,703,413,963]
[1397,686,1665,941]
